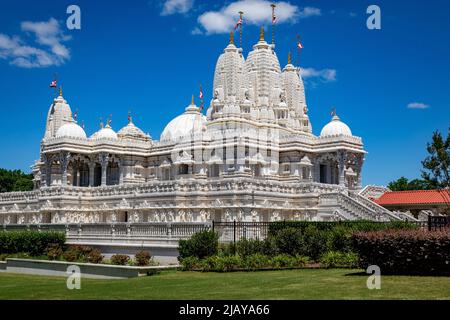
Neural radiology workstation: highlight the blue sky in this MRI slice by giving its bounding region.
[0,0,448,186]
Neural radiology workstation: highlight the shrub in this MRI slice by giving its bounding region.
[352,230,450,275]
[86,249,103,264]
[242,254,271,271]
[110,254,130,265]
[273,228,303,256]
[236,238,264,257]
[178,230,219,261]
[62,245,101,263]
[320,251,359,268]
[180,256,201,271]
[218,243,236,256]
[0,231,65,256]
[270,254,296,268]
[45,243,63,261]
[135,250,151,266]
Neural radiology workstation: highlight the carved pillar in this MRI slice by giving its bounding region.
[338,151,347,187]
[99,153,109,186]
[42,154,51,187]
[72,162,78,186]
[356,155,364,190]
[89,160,95,187]
[119,158,124,185]
[59,152,70,186]
[313,158,320,182]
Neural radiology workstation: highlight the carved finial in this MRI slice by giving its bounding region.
[99,117,104,129]
[191,94,195,105]
[58,86,62,97]
[287,51,292,65]
[229,31,234,45]
[128,111,132,124]
[259,26,265,41]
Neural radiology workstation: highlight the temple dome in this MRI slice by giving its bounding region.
[91,124,118,140]
[55,122,87,139]
[320,115,352,137]
[118,119,151,141]
[161,102,206,141]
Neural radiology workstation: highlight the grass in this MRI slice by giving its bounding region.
[0,269,449,300]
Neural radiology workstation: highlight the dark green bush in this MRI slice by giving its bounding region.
[273,227,303,256]
[218,243,236,256]
[178,230,219,260]
[0,231,65,256]
[110,254,130,265]
[268,220,419,236]
[320,251,359,268]
[242,254,271,271]
[352,230,450,275]
[135,250,151,266]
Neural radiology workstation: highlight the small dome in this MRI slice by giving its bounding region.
[118,120,151,141]
[56,122,87,139]
[161,103,206,141]
[320,115,352,137]
[91,124,118,140]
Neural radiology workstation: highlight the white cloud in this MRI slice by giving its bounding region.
[197,0,320,34]
[407,102,430,109]
[0,18,70,68]
[191,27,203,35]
[161,0,194,16]
[300,67,337,82]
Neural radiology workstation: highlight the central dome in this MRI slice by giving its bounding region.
[161,102,206,141]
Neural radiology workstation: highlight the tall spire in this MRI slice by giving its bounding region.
[191,94,195,105]
[229,31,234,45]
[58,86,63,97]
[287,51,292,65]
[259,26,265,41]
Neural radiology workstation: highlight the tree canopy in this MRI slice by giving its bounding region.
[0,169,34,193]
[388,129,450,191]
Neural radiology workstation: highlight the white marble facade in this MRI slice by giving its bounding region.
[0,29,400,225]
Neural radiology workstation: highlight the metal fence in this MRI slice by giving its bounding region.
[428,216,450,231]
[212,221,271,242]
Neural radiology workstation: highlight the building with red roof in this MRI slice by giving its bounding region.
[373,189,450,217]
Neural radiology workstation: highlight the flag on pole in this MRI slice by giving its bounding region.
[297,41,303,49]
[272,14,277,24]
[199,85,204,100]
[234,17,243,30]
[50,80,57,88]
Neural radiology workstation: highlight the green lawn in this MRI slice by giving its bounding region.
[0,269,449,300]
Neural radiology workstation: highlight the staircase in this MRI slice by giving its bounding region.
[318,192,402,221]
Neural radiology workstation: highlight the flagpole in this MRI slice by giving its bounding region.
[296,34,300,67]
[271,3,276,45]
[238,11,243,48]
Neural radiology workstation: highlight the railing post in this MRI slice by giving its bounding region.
[428,215,431,232]
[212,220,215,232]
[126,223,131,237]
[168,223,172,239]
[77,224,82,238]
[111,224,116,237]
[233,220,236,246]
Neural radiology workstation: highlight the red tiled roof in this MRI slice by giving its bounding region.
[374,189,450,206]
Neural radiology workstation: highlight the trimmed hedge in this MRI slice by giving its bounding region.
[180,254,309,272]
[268,220,419,236]
[352,230,450,275]
[0,230,66,256]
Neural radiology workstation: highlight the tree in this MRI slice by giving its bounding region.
[387,177,432,191]
[0,169,34,193]
[421,130,450,189]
